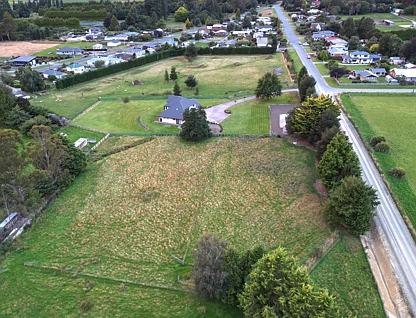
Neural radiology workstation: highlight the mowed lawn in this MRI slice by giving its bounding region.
[221,92,298,134]
[311,236,385,318]
[1,137,330,316]
[341,93,416,226]
[32,55,290,119]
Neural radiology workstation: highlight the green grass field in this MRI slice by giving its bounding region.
[341,93,416,228]
[32,55,290,119]
[287,49,302,73]
[0,136,327,316]
[311,235,385,317]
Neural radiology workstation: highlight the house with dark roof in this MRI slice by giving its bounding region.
[158,95,201,125]
[56,47,84,55]
[9,56,38,67]
[312,30,335,41]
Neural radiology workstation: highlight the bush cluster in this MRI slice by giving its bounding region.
[389,167,406,178]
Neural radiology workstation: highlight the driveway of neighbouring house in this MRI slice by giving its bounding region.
[205,89,298,124]
[205,96,256,123]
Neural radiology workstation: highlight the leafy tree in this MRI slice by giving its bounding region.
[389,167,406,178]
[308,109,340,144]
[348,35,360,50]
[0,129,44,216]
[184,75,198,89]
[318,50,329,61]
[0,12,17,40]
[298,75,316,102]
[238,247,338,317]
[330,67,346,78]
[379,33,403,57]
[401,37,416,63]
[255,72,282,99]
[28,125,70,188]
[15,67,44,93]
[0,73,13,86]
[94,60,105,68]
[317,132,361,189]
[180,107,212,142]
[235,8,241,20]
[316,126,340,160]
[357,17,375,39]
[123,96,130,104]
[222,245,266,306]
[173,81,181,96]
[0,83,16,123]
[164,69,169,82]
[156,18,166,29]
[184,43,198,62]
[340,17,356,38]
[192,233,228,299]
[109,15,119,31]
[185,18,192,29]
[369,44,379,54]
[170,66,178,81]
[174,6,188,22]
[288,94,339,139]
[59,135,87,178]
[325,176,379,235]
[5,105,31,128]
[297,66,308,86]
[21,115,53,135]
[325,21,340,33]
[195,86,199,96]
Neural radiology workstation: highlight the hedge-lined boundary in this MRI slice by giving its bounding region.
[55,47,276,89]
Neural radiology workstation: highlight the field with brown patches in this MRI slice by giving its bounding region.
[0,41,59,57]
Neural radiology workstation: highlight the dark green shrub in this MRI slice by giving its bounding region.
[389,167,406,178]
[374,141,390,153]
[370,136,386,147]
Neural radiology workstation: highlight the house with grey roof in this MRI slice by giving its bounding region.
[39,68,66,80]
[9,56,38,67]
[56,47,84,55]
[158,95,201,125]
[371,68,387,76]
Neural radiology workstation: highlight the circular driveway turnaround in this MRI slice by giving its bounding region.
[274,3,416,315]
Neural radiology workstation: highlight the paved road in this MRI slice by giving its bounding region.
[274,3,416,315]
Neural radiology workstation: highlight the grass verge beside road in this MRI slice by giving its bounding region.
[311,235,385,318]
[341,93,416,229]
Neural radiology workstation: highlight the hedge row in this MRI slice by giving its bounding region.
[42,9,107,20]
[55,47,276,89]
[391,28,416,41]
[30,17,81,29]
[55,49,185,89]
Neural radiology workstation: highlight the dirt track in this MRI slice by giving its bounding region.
[0,41,59,57]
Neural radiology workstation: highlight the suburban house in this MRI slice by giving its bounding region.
[255,25,273,34]
[213,30,228,36]
[107,40,121,47]
[9,56,38,67]
[157,95,201,125]
[390,56,405,65]
[342,51,371,64]
[404,63,416,69]
[40,69,66,79]
[312,30,335,41]
[371,68,387,76]
[370,54,382,63]
[256,37,269,47]
[92,43,106,51]
[359,70,378,81]
[212,24,225,31]
[56,47,84,55]
[104,34,129,41]
[328,47,346,57]
[390,68,416,82]
[86,57,124,67]
[310,22,325,31]
[66,63,85,74]
[326,37,348,50]
[383,19,395,26]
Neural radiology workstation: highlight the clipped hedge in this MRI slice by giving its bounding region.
[374,141,391,153]
[390,167,406,178]
[370,135,386,147]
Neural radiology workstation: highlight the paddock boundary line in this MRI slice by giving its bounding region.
[71,100,102,121]
[23,262,191,293]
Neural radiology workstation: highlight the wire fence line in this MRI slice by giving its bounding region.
[23,262,191,293]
